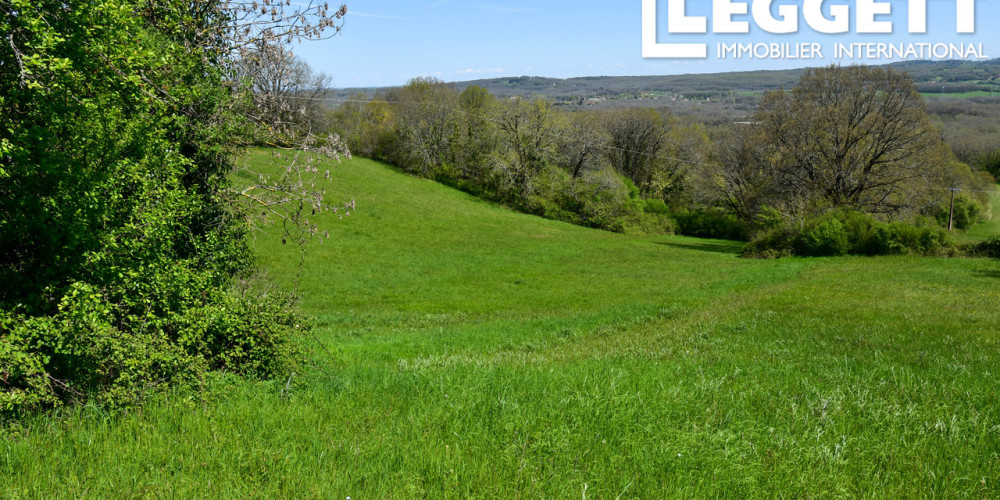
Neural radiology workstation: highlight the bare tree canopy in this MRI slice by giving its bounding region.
[752,65,949,218]
[236,42,333,137]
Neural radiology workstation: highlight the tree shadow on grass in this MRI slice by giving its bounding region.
[656,240,743,255]
[973,268,1000,279]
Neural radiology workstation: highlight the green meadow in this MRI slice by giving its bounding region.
[923,91,999,99]
[3,151,999,498]
[961,185,1000,244]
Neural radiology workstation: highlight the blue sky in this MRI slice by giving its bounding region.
[293,0,1000,88]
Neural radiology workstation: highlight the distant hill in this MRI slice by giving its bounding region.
[332,59,1000,104]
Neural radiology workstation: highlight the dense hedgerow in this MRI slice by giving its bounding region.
[968,235,1000,259]
[0,0,330,415]
[741,210,956,258]
[673,210,748,241]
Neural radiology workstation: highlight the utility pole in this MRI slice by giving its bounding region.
[948,187,959,231]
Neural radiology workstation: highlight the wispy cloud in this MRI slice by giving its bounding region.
[427,0,454,8]
[349,11,408,20]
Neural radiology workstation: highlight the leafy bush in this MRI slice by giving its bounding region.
[969,236,1000,258]
[934,194,984,231]
[866,222,951,256]
[796,218,851,256]
[526,195,583,226]
[2,279,303,415]
[741,210,956,258]
[674,211,748,241]
[642,198,671,215]
[740,226,797,259]
[619,211,677,236]
[1,0,312,416]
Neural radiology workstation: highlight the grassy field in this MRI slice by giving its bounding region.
[922,91,999,99]
[960,185,1000,244]
[3,152,1000,498]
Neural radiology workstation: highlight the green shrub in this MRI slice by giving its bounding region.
[1,0,306,416]
[866,223,950,256]
[970,236,1000,258]
[432,163,461,188]
[975,149,1000,180]
[935,194,984,231]
[796,218,851,256]
[740,226,797,259]
[674,211,748,241]
[526,195,582,225]
[618,211,677,236]
[642,198,671,215]
[1,277,304,416]
[755,206,788,233]
[740,210,956,258]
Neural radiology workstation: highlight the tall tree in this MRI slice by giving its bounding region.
[237,42,334,139]
[388,78,460,176]
[494,97,558,198]
[557,111,607,181]
[456,85,498,183]
[605,108,667,197]
[753,65,949,218]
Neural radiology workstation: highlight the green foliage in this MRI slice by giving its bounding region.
[673,210,748,241]
[641,198,671,215]
[1,0,302,415]
[968,235,1000,258]
[332,81,698,237]
[865,222,951,256]
[739,226,797,259]
[796,218,852,256]
[523,166,583,225]
[742,210,956,258]
[934,193,985,230]
[0,281,301,412]
[982,149,1000,179]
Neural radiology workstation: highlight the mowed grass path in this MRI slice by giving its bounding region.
[3,152,1000,498]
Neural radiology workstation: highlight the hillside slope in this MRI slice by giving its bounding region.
[4,152,1000,497]
[334,59,1000,101]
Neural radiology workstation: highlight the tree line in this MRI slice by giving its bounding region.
[332,78,712,234]
[325,66,994,254]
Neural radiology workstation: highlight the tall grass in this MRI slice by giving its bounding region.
[3,152,999,498]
